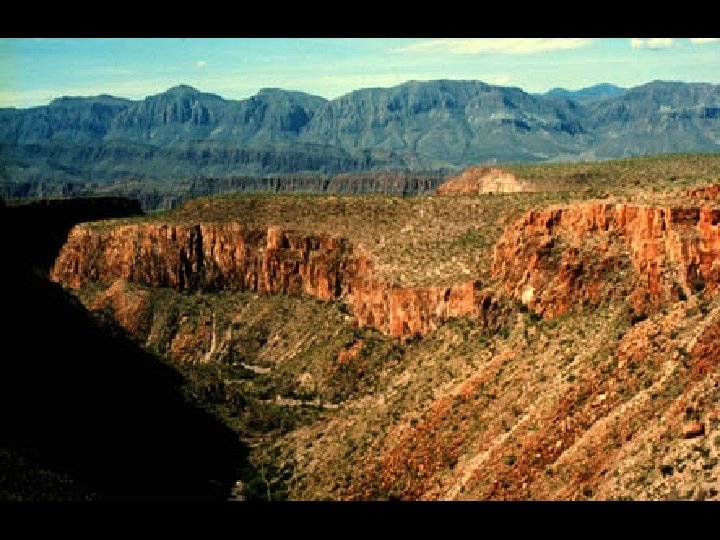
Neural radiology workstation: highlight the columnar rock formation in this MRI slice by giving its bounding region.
[492,201,720,317]
[51,222,502,337]
[51,223,360,299]
[436,167,535,195]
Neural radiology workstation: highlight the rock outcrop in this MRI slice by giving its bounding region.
[51,223,361,300]
[51,222,501,337]
[350,279,506,336]
[687,183,720,201]
[492,201,720,317]
[436,167,535,195]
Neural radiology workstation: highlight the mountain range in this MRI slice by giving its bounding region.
[1,79,719,182]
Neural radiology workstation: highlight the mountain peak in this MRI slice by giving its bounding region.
[152,85,225,103]
[165,84,201,94]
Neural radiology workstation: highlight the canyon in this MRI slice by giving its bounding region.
[17,155,720,501]
[51,221,509,338]
[51,185,720,339]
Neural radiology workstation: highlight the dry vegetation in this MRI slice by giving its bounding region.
[89,154,720,288]
[68,153,720,500]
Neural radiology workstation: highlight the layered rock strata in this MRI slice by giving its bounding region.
[51,223,499,337]
[492,202,720,317]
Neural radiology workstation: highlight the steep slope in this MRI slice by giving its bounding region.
[0,198,248,500]
[50,221,510,338]
[492,201,720,318]
[271,192,720,501]
[300,79,590,166]
[0,95,132,143]
[586,81,720,157]
[108,85,327,145]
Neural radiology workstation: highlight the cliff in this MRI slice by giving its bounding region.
[1,172,447,212]
[687,183,720,201]
[436,167,535,195]
[492,201,720,317]
[51,193,720,338]
[51,222,503,337]
[350,279,507,337]
[51,223,361,298]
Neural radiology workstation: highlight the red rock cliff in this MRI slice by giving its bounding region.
[51,223,361,301]
[687,183,720,201]
[51,222,503,338]
[350,279,506,336]
[492,202,720,317]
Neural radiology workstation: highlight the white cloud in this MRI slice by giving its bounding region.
[630,38,675,49]
[396,38,593,55]
[195,60,207,68]
[689,38,720,44]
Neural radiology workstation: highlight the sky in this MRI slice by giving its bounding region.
[0,37,719,108]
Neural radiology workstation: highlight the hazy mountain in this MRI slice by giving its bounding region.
[0,79,718,182]
[584,81,720,157]
[299,79,591,166]
[543,83,626,102]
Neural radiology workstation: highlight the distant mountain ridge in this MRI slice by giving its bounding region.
[1,80,719,182]
[541,83,626,102]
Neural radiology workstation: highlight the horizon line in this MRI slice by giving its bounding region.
[4,77,716,110]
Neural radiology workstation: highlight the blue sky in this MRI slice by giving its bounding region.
[0,38,719,108]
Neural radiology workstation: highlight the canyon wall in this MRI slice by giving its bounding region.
[492,202,720,317]
[350,279,506,337]
[51,197,720,337]
[51,222,499,337]
[51,223,361,299]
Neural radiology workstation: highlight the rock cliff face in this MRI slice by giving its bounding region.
[687,183,720,201]
[350,279,506,336]
[436,167,535,195]
[51,223,361,298]
[492,201,720,317]
[51,222,502,337]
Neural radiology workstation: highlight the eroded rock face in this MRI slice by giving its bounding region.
[52,222,502,337]
[492,202,720,317]
[436,167,535,195]
[687,183,720,201]
[350,279,507,336]
[51,223,361,300]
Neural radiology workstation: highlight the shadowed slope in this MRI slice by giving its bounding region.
[0,198,248,500]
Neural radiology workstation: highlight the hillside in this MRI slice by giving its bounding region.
[37,154,720,500]
[1,80,719,182]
